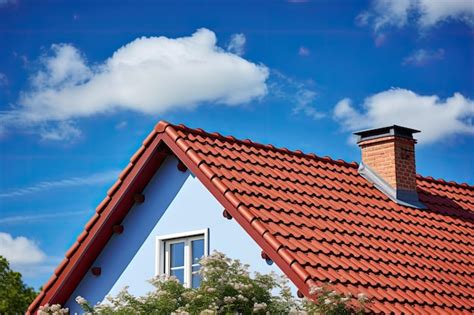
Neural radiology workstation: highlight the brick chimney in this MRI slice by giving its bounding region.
[354,125,425,208]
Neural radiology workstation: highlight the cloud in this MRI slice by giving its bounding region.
[0,233,58,284]
[417,0,474,28]
[0,0,17,7]
[0,169,119,199]
[227,33,246,56]
[402,48,445,66]
[32,43,92,90]
[115,120,128,130]
[270,71,324,120]
[39,120,82,141]
[0,232,46,265]
[374,33,387,47]
[1,28,268,139]
[298,46,310,56]
[0,210,89,225]
[12,51,29,67]
[358,0,474,36]
[333,88,474,144]
[0,72,8,87]
[293,89,324,119]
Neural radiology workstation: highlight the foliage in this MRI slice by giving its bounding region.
[73,251,369,315]
[0,256,38,314]
[304,284,369,315]
[37,303,69,315]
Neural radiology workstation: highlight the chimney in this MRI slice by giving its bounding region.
[354,125,425,208]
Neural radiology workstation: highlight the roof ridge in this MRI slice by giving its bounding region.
[417,174,473,190]
[155,120,359,169]
[156,121,474,190]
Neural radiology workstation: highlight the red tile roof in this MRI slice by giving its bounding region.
[29,121,474,314]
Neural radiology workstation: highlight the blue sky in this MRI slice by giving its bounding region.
[0,0,473,289]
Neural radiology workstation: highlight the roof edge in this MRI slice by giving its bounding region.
[28,128,167,314]
[157,121,359,169]
[158,121,474,190]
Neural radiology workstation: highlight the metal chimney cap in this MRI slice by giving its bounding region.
[354,125,420,143]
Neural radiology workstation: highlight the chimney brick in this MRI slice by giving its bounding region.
[354,125,424,208]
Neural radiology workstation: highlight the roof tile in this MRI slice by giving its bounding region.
[30,122,474,314]
[168,123,474,313]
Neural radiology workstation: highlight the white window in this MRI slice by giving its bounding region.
[155,229,208,288]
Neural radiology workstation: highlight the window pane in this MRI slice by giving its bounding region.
[171,268,184,284]
[192,239,204,264]
[192,273,201,288]
[191,265,201,288]
[170,242,184,267]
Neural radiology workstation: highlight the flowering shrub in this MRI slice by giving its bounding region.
[303,284,369,315]
[47,251,369,314]
[37,303,69,315]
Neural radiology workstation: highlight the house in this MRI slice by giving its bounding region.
[28,121,473,314]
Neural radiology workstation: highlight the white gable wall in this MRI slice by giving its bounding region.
[66,156,292,314]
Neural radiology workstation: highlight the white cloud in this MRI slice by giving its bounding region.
[334,88,474,144]
[417,0,474,27]
[1,28,268,139]
[298,46,310,56]
[293,89,324,120]
[39,120,82,141]
[358,0,474,35]
[270,71,324,120]
[32,43,92,90]
[402,48,445,66]
[115,120,128,130]
[0,232,46,265]
[0,169,119,199]
[227,33,246,56]
[0,210,89,225]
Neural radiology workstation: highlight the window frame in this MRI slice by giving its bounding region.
[155,228,209,288]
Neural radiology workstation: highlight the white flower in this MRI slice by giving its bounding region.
[324,298,332,305]
[75,296,87,305]
[38,304,51,314]
[223,296,236,303]
[50,304,61,312]
[253,302,267,312]
[357,293,367,301]
[328,290,337,297]
[340,297,350,303]
[309,286,323,295]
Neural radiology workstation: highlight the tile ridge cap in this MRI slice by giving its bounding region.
[166,121,359,169]
[417,173,473,190]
